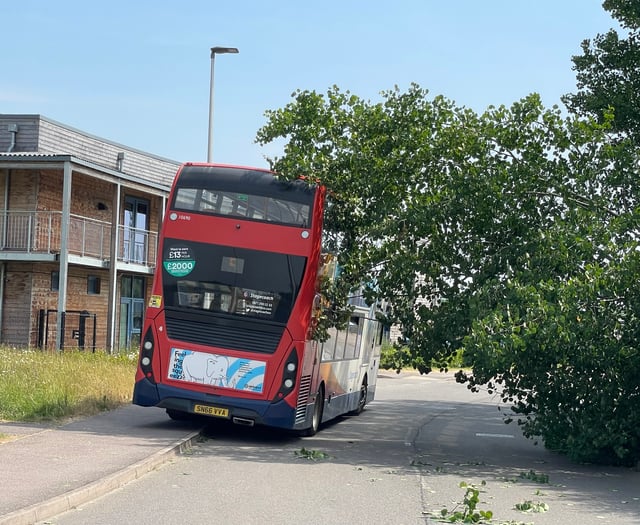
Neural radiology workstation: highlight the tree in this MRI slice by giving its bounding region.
[562,0,640,141]
[256,85,640,465]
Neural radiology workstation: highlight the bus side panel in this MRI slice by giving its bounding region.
[318,360,369,421]
[365,344,381,405]
[362,319,383,404]
[313,316,384,423]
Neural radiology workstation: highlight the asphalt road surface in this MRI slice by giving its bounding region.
[41,371,640,525]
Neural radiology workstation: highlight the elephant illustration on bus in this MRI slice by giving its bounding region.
[182,352,229,387]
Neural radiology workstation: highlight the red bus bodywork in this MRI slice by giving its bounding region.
[132,163,327,432]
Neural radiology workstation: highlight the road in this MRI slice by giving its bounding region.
[40,372,639,525]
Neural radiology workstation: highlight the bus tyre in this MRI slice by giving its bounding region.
[349,379,368,416]
[301,388,324,437]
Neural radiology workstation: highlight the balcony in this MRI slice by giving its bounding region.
[117,223,158,268]
[0,210,157,271]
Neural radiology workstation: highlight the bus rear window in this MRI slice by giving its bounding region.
[173,187,311,227]
[176,281,281,319]
[162,239,306,324]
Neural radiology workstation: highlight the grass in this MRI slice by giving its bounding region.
[0,346,138,422]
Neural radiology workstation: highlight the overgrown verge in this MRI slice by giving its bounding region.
[0,347,137,421]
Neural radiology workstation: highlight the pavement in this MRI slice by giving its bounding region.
[0,405,204,525]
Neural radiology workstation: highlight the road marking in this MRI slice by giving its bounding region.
[475,432,514,439]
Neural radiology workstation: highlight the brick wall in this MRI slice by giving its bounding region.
[5,170,38,210]
[61,267,110,349]
[25,262,110,349]
[69,172,113,220]
[2,263,32,346]
[0,262,112,349]
[36,169,62,210]
[1,169,161,350]
[0,114,173,351]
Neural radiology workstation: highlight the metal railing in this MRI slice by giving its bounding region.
[117,224,158,267]
[0,210,61,253]
[0,210,157,269]
[68,214,111,259]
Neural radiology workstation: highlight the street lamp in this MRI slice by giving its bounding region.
[207,46,239,162]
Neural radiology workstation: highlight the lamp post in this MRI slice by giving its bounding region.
[207,46,239,162]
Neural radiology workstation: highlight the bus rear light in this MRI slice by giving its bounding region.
[272,349,299,402]
[140,328,156,384]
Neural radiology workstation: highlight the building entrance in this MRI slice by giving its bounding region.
[119,275,145,351]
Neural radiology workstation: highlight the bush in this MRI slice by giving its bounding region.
[379,341,409,372]
[381,342,471,373]
[459,271,640,466]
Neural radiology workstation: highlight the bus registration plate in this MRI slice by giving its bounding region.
[194,404,229,418]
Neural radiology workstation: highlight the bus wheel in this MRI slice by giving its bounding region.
[301,388,324,437]
[349,379,368,415]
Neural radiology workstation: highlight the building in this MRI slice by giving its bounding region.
[0,115,181,352]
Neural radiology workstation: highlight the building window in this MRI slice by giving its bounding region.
[121,275,145,299]
[87,275,101,295]
[123,196,150,264]
[51,271,59,291]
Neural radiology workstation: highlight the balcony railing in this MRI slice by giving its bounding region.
[0,210,157,270]
[69,214,111,259]
[117,224,158,267]
[0,211,62,253]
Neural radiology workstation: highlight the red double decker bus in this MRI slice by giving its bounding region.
[132,163,383,435]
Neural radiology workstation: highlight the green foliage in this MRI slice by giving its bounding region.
[379,341,409,372]
[294,447,330,461]
[436,481,493,523]
[518,470,549,484]
[514,500,549,513]
[380,342,468,372]
[0,347,136,421]
[257,68,640,464]
[310,268,355,343]
[458,254,640,464]
[563,0,640,140]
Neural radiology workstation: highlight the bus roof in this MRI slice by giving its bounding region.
[175,164,316,204]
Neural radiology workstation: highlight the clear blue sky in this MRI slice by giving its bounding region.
[2,1,617,169]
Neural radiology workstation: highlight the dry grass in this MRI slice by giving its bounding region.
[0,347,137,421]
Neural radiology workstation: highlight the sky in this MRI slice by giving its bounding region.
[1,1,619,169]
